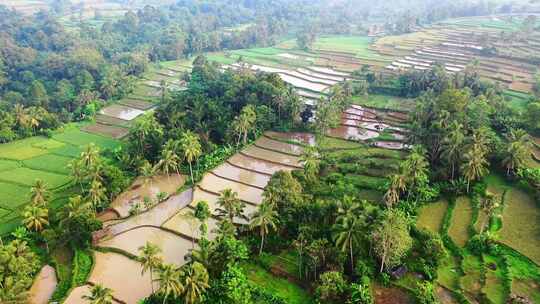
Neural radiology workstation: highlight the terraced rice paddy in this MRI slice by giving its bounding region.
[448,197,473,247]
[88,252,152,304]
[416,199,448,233]
[198,173,264,205]
[28,265,58,304]
[109,174,185,218]
[0,125,119,235]
[499,187,540,265]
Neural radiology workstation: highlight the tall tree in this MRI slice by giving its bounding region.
[300,145,321,181]
[461,145,489,192]
[372,209,412,272]
[181,262,210,304]
[83,284,114,304]
[138,242,163,294]
[22,205,49,232]
[216,188,245,224]
[332,212,363,273]
[155,264,184,304]
[181,131,202,184]
[441,121,465,179]
[233,104,257,145]
[250,202,278,255]
[30,179,48,206]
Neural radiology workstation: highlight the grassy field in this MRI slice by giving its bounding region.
[482,254,507,304]
[448,197,473,247]
[416,199,448,233]
[437,255,461,291]
[459,254,483,298]
[351,94,416,112]
[0,124,120,236]
[242,262,313,304]
[499,186,540,265]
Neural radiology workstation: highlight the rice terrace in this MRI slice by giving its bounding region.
[2,1,540,304]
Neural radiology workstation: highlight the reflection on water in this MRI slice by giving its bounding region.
[255,137,305,156]
[110,174,185,217]
[199,174,263,205]
[328,126,379,141]
[29,265,57,304]
[106,188,193,236]
[241,146,302,168]
[99,227,193,265]
[265,131,316,146]
[212,163,270,188]
[89,252,152,304]
[100,104,145,121]
[228,154,292,175]
[163,206,220,240]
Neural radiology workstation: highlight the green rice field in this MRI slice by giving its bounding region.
[416,199,448,233]
[448,197,473,247]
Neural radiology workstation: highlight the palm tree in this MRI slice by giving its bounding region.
[233,105,257,145]
[83,284,114,304]
[30,179,48,206]
[59,195,92,227]
[22,205,49,232]
[87,180,107,211]
[13,103,29,131]
[69,159,85,189]
[461,145,489,192]
[155,148,181,181]
[155,264,184,304]
[502,141,529,176]
[181,262,210,304]
[300,146,320,181]
[250,202,279,255]
[139,160,155,188]
[181,131,202,184]
[80,144,100,170]
[384,174,406,208]
[441,121,465,179]
[332,213,363,274]
[138,242,163,294]
[216,188,244,224]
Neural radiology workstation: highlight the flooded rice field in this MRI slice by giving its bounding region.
[99,226,193,265]
[88,251,152,304]
[241,146,302,168]
[110,174,185,217]
[328,125,380,141]
[254,136,304,156]
[309,66,351,77]
[278,73,329,92]
[189,188,257,225]
[265,131,316,145]
[28,265,57,304]
[228,153,293,175]
[162,207,220,240]
[63,285,93,304]
[99,104,145,121]
[212,162,270,189]
[82,123,129,139]
[297,68,346,81]
[286,71,339,85]
[198,173,264,205]
[104,189,193,236]
[373,141,408,150]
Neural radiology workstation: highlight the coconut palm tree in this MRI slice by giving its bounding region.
[181,262,209,304]
[22,205,48,232]
[250,202,278,255]
[300,146,320,181]
[233,105,257,145]
[83,284,114,304]
[139,160,155,188]
[181,131,202,184]
[461,145,489,192]
[332,213,363,274]
[138,242,163,294]
[155,148,181,181]
[69,159,85,189]
[502,141,529,176]
[30,179,48,206]
[59,195,91,226]
[80,144,100,170]
[441,121,465,179]
[155,264,184,304]
[87,180,107,212]
[216,188,244,224]
[384,174,406,208]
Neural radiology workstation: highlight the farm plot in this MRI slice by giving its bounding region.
[198,174,264,205]
[241,145,302,168]
[88,251,152,304]
[228,154,295,175]
[254,136,304,156]
[0,137,57,160]
[22,154,73,175]
[81,123,129,139]
[99,104,145,121]
[53,127,120,150]
[211,163,270,189]
[416,199,448,233]
[99,226,193,265]
[0,168,70,188]
[162,207,220,241]
[448,197,473,247]
[499,187,540,265]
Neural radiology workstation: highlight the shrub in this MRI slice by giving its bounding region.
[414,281,438,304]
[315,271,348,304]
[71,249,93,286]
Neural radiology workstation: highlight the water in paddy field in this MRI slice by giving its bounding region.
[328,125,380,141]
[212,162,271,188]
[99,104,145,121]
[198,173,264,205]
[241,145,302,167]
[99,226,194,265]
[109,174,185,217]
[265,131,316,146]
[228,153,294,175]
[254,137,305,156]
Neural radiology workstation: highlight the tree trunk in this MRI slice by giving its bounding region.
[259,231,265,255]
[150,270,154,294]
[243,130,247,145]
[349,240,354,274]
[189,162,194,184]
[467,179,470,193]
[379,246,387,273]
